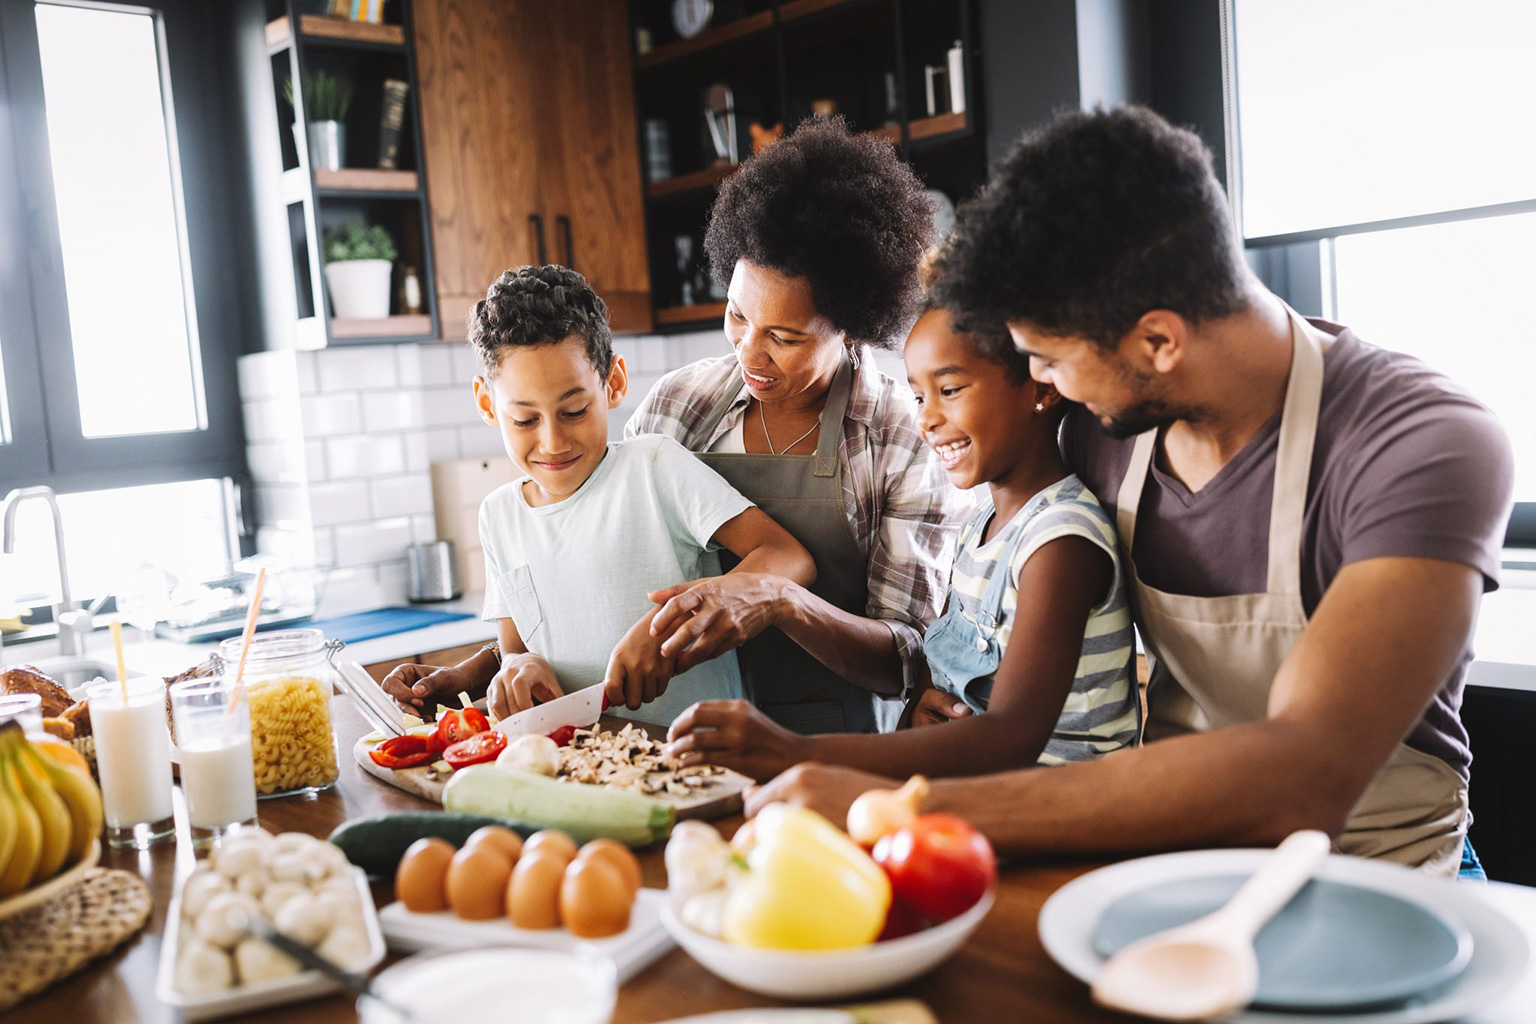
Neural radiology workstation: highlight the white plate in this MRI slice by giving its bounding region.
[155,864,387,1021]
[0,840,100,921]
[377,887,674,984]
[1039,849,1530,1024]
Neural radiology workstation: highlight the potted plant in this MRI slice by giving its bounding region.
[323,221,397,319]
[284,71,353,171]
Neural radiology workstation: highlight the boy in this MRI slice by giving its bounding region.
[383,265,816,723]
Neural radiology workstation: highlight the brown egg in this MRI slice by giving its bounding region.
[507,851,566,929]
[445,846,514,921]
[574,839,641,897]
[395,838,455,912]
[559,856,634,939]
[523,830,578,864]
[463,825,523,866]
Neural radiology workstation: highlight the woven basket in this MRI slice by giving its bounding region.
[0,868,151,1011]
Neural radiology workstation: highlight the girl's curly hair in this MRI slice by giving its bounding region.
[468,264,613,377]
[704,116,935,349]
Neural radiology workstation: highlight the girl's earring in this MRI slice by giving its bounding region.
[1034,402,1045,412]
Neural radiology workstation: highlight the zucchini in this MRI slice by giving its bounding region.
[328,811,525,877]
[443,765,674,847]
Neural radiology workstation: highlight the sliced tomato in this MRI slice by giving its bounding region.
[547,725,578,747]
[435,706,490,750]
[443,729,507,770]
[368,734,437,770]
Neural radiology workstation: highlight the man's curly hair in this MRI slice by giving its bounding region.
[932,106,1248,348]
[704,115,935,349]
[468,265,613,378]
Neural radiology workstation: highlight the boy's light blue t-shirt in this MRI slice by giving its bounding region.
[479,434,751,725]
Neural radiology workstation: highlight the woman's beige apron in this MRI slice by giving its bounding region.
[1115,310,1467,875]
[692,355,899,735]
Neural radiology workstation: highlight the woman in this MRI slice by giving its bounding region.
[626,117,964,735]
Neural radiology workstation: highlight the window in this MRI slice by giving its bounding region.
[1230,0,1536,543]
[0,0,250,595]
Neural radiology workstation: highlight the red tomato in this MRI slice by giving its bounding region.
[877,900,931,941]
[547,725,578,747]
[368,734,437,770]
[443,729,507,770]
[872,813,996,922]
[435,707,490,750]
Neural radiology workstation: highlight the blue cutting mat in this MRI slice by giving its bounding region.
[298,606,476,644]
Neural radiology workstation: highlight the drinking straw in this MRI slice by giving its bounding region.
[228,567,268,717]
[110,618,128,702]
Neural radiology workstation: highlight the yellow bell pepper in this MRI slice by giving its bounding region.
[722,803,891,950]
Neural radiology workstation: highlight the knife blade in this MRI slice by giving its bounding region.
[492,684,605,740]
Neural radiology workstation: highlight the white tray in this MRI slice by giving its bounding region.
[155,865,386,1021]
[378,887,675,984]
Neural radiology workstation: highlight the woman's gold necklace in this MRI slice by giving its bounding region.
[758,400,820,455]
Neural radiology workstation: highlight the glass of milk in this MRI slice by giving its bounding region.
[86,676,175,849]
[169,675,259,845]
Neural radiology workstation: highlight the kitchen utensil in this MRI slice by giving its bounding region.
[1040,847,1531,1024]
[493,685,606,740]
[406,541,461,603]
[1090,830,1329,1021]
[237,912,415,1023]
[661,888,994,1001]
[335,660,408,737]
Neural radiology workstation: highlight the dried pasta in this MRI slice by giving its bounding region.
[246,674,338,795]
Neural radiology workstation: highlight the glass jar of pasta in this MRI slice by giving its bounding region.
[216,629,342,798]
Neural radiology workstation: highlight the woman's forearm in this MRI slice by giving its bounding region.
[776,583,903,696]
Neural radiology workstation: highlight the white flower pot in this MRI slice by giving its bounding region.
[325,259,392,319]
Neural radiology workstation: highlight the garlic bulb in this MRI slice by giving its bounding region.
[846,774,930,847]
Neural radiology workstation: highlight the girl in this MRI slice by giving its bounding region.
[664,291,1140,781]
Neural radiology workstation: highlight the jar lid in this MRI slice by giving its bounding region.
[217,627,327,665]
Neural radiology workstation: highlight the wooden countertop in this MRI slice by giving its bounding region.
[4,695,1132,1023]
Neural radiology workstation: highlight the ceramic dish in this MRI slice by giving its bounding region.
[0,840,100,921]
[357,947,617,1024]
[1040,849,1529,1024]
[662,890,994,1001]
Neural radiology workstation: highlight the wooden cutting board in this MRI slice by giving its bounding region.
[353,719,753,822]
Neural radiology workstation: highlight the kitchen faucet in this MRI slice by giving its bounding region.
[1,485,108,657]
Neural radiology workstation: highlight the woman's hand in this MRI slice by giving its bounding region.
[488,653,562,719]
[381,663,473,715]
[911,686,974,728]
[605,612,678,711]
[744,762,902,823]
[665,699,812,782]
[647,573,792,672]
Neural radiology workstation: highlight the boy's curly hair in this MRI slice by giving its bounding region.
[704,115,935,349]
[468,265,613,377]
[932,106,1248,348]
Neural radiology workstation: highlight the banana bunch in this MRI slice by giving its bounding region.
[0,720,104,898]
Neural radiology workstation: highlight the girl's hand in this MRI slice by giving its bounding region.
[744,762,901,823]
[666,699,811,782]
[381,662,473,715]
[605,613,677,711]
[647,574,789,672]
[911,686,974,728]
[489,653,562,719]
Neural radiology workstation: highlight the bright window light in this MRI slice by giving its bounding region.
[1333,214,1536,503]
[0,479,232,607]
[0,338,11,445]
[34,2,204,438]
[1234,0,1536,239]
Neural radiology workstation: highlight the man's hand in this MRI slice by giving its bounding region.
[744,762,902,823]
[381,662,474,715]
[911,686,973,728]
[647,574,787,673]
[666,699,810,781]
[605,611,677,711]
[489,653,562,719]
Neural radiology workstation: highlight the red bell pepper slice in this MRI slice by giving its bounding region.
[368,734,437,770]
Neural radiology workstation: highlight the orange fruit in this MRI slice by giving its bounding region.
[30,734,92,776]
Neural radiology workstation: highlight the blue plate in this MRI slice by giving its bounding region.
[1093,875,1474,1011]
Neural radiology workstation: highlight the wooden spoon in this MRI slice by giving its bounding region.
[1091,830,1332,1022]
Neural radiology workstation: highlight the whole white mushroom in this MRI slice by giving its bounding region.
[317,924,372,971]
[213,834,273,881]
[234,937,301,984]
[275,896,332,947]
[260,881,308,919]
[234,870,266,899]
[195,892,263,950]
[180,868,229,920]
[175,941,233,995]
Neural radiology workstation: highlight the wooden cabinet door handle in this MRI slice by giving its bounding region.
[528,213,547,265]
[557,214,574,272]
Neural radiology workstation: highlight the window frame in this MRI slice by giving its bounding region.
[0,0,248,496]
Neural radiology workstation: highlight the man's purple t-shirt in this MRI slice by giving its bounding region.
[1062,319,1515,781]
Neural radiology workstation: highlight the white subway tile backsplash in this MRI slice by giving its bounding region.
[362,391,426,432]
[422,427,461,465]
[255,525,315,562]
[312,526,336,567]
[246,442,305,484]
[303,441,328,482]
[396,345,455,387]
[402,432,430,472]
[451,345,480,382]
[294,351,319,395]
[237,351,296,401]
[409,512,438,544]
[333,516,414,567]
[316,345,400,392]
[457,425,506,459]
[626,337,670,374]
[300,393,363,437]
[371,474,434,519]
[308,480,371,527]
[241,399,283,444]
[375,560,411,599]
[421,386,479,428]
[326,434,404,479]
[255,484,309,528]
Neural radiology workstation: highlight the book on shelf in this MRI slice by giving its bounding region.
[377,79,409,170]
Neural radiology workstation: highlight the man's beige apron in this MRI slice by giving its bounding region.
[1115,310,1467,875]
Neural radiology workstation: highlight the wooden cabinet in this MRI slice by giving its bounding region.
[415,0,652,337]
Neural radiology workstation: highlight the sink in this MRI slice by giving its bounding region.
[17,657,120,695]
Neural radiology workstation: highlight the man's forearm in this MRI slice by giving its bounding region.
[805,711,1044,778]
[775,584,903,696]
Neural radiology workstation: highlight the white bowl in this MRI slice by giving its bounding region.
[660,889,995,1001]
[358,948,617,1024]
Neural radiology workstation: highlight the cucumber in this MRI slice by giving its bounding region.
[442,765,674,847]
[328,811,526,877]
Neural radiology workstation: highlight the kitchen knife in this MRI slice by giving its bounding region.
[492,684,605,740]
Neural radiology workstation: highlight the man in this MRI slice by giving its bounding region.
[749,106,1513,876]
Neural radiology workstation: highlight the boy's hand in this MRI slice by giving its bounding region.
[911,686,973,728]
[665,699,810,782]
[604,612,677,711]
[381,662,474,715]
[489,653,562,720]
